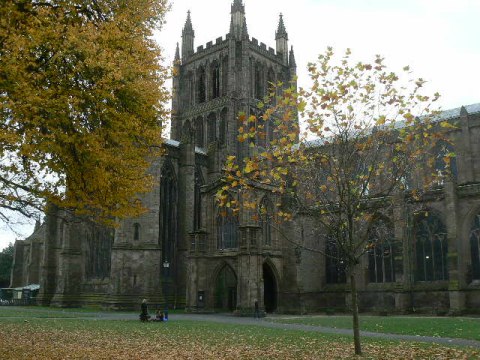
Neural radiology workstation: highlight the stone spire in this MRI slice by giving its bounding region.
[181,10,195,61]
[275,13,288,40]
[275,13,289,65]
[174,42,180,62]
[230,0,246,39]
[289,46,296,68]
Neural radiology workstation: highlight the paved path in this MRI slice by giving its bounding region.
[2,307,480,349]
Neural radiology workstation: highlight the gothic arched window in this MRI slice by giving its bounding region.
[211,61,220,99]
[195,116,204,148]
[267,68,275,95]
[219,108,228,146]
[470,214,480,280]
[197,67,206,104]
[325,237,346,284]
[414,211,448,281]
[133,223,140,241]
[255,63,263,100]
[160,161,177,264]
[222,56,229,96]
[367,219,395,283]
[194,166,204,231]
[217,197,238,250]
[259,197,274,246]
[434,141,457,184]
[207,112,216,143]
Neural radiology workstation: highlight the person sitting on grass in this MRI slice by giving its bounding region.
[155,309,164,321]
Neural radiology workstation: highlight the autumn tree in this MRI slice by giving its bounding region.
[218,48,453,355]
[0,0,169,227]
[0,243,14,288]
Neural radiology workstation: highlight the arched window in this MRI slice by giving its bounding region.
[470,214,480,280]
[367,219,395,283]
[217,197,238,250]
[267,68,275,95]
[160,161,177,264]
[187,71,194,106]
[259,197,274,246]
[434,141,457,184]
[414,211,448,281]
[325,237,346,284]
[219,108,227,146]
[197,67,206,104]
[222,56,229,96]
[195,116,204,148]
[211,61,220,99]
[207,112,216,143]
[133,223,140,241]
[255,62,263,100]
[193,166,204,231]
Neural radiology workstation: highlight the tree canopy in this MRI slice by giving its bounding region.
[0,0,169,226]
[218,47,453,355]
[0,242,14,287]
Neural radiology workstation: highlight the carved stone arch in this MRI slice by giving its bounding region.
[212,261,238,311]
[412,208,448,282]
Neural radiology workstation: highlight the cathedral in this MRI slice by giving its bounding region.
[10,1,480,315]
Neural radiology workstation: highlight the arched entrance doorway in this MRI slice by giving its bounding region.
[214,265,237,311]
[263,263,277,313]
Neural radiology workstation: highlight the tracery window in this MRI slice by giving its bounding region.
[160,161,177,264]
[197,67,206,103]
[414,211,448,281]
[470,214,480,280]
[207,112,216,143]
[217,197,238,250]
[219,108,227,146]
[367,219,395,283]
[259,197,274,246]
[325,237,346,284]
[211,61,220,99]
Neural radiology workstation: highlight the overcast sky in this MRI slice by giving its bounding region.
[1,0,479,250]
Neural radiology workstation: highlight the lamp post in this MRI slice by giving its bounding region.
[163,260,170,320]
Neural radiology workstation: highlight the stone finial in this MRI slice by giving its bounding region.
[275,13,288,40]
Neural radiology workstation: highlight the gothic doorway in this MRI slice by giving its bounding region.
[214,265,237,311]
[263,263,277,313]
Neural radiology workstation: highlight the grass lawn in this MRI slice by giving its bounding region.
[268,315,480,341]
[0,308,479,359]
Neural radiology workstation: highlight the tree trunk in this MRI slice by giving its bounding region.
[350,273,362,355]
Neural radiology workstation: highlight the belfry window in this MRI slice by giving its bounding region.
[414,211,448,281]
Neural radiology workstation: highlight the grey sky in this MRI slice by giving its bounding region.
[1,0,478,250]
